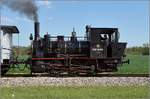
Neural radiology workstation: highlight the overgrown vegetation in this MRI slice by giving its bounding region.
[0,85,149,99]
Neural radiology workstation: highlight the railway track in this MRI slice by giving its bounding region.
[1,73,149,77]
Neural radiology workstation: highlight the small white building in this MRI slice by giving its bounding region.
[0,25,19,64]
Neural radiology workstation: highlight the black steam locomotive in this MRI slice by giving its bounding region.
[28,22,129,75]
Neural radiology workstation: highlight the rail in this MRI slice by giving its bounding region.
[2,73,149,77]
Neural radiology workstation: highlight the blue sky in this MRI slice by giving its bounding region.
[0,0,149,47]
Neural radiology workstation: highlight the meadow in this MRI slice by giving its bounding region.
[117,55,149,74]
[0,85,149,99]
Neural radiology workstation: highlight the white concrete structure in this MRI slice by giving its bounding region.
[0,26,19,63]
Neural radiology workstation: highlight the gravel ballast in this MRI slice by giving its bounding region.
[0,77,149,87]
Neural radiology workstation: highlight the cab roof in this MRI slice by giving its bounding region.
[86,27,118,34]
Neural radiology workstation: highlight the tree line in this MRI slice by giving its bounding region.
[125,43,149,55]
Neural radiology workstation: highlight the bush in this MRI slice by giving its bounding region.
[142,47,149,55]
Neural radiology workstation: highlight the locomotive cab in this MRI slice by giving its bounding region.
[86,26,126,59]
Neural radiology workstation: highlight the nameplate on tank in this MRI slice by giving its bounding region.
[92,48,104,51]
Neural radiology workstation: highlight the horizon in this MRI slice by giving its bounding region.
[0,0,149,47]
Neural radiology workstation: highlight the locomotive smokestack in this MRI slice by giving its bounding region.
[34,21,40,41]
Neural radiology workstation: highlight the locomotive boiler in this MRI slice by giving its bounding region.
[28,21,129,75]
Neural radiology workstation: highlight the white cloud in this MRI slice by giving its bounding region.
[0,16,16,25]
[36,0,52,8]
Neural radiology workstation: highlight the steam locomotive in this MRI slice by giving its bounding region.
[0,21,129,75]
[29,22,128,75]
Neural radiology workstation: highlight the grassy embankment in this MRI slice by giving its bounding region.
[0,85,149,99]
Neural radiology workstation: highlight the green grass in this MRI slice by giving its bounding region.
[0,85,149,99]
[117,55,149,74]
